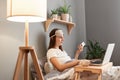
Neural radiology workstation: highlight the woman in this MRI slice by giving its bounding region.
[44,28,84,80]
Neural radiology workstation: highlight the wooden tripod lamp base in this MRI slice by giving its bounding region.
[13,46,44,80]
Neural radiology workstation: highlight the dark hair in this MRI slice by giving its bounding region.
[48,28,63,51]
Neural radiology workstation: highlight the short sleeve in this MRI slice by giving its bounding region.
[47,49,58,60]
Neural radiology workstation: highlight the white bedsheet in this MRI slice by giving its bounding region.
[102,66,120,80]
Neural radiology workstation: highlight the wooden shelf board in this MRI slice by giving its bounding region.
[44,18,75,34]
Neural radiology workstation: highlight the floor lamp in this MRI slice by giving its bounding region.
[7,0,47,80]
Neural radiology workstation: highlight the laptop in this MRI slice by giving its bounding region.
[90,43,115,66]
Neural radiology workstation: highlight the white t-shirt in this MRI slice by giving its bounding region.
[47,48,71,71]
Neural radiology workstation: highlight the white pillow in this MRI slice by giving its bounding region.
[44,62,50,74]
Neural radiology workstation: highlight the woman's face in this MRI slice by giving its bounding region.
[55,35,64,47]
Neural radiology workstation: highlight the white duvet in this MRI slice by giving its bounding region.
[44,68,74,80]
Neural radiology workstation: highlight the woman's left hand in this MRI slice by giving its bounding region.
[77,44,84,53]
[75,44,84,59]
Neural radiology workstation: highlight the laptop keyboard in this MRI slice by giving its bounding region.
[91,60,102,64]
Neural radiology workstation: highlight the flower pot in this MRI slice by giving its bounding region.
[51,14,58,19]
[61,13,69,21]
[57,16,61,20]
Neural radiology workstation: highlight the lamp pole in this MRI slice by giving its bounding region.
[25,21,29,47]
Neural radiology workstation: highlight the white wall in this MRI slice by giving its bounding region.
[0,0,86,80]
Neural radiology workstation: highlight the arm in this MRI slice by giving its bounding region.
[50,57,79,72]
[75,44,83,59]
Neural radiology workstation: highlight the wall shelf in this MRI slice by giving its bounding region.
[44,18,75,34]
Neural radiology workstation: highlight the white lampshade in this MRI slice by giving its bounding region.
[7,0,47,22]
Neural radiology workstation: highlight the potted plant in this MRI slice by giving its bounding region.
[59,0,71,21]
[51,8,59,19]
[85,40,106,60]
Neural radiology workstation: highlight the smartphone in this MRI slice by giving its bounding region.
[81,42,85,47]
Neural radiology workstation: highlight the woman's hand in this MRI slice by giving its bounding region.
[79,59,91,66]
[75,44,84,59]
[77,44,84,52]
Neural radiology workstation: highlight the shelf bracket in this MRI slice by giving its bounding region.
[44,19,53,32]
[67,24,74,34]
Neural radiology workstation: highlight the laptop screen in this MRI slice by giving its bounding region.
[102,43,115,65]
